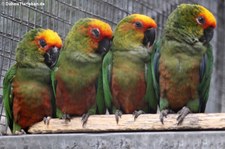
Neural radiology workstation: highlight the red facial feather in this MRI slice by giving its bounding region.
[132,14,157,29]
[87,19,113,41]
[197,5,216,29]
[34,29,62,53]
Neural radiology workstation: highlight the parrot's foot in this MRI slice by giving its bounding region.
[177,106,191,125]
[133,110,145,121]
[15,129,26,135]
[43,116,51,125]
[160,109,174,124]
[81,113,90,127]
[62,113,71,124]
[115,110,122,124]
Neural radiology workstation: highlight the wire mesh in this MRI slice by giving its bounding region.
[0,0,223,133]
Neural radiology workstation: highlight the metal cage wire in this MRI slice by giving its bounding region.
[0,0,223,133]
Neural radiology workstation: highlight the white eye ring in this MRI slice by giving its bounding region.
[196,16,205,25]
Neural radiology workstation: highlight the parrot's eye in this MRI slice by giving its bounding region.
[134,21,143,28]
[91,28,100,38]
[39,39,47,47]
[196,16,205,25]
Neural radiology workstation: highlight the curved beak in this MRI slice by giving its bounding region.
[44,46,60,69]
[199,27,214,44]
[96,38,111,55]
[143,28,156,48]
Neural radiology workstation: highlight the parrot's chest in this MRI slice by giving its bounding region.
[12,70,52,128]
[159,55,201,110]
[56,79,96,115]
[55,65,100,115]
[13,68,52,104]
[111,61,147,113]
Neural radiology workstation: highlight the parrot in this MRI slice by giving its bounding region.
[52,18,113,126]
[102,14,158,124]
[151,4,217,124]
[3,28,62,134]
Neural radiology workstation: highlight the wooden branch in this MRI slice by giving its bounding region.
[28,113,225,134]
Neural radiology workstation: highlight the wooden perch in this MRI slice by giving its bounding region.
[28,113,225,134]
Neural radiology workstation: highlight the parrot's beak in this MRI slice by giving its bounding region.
[143,28,156,49]
[44,46,60,69]
[199,26,214,43]
[97,38,111,55]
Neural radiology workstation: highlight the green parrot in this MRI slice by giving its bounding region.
[3,28,62,134]
[102,14,158,123]
[52,18,113,126]
[151,4,216,124]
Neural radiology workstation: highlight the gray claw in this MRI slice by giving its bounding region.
[177,106,191,125]
[81,113,90,127]
[15,129,26,135]
[62,113,71,124]
[133,110,145,121]
[43,116,51,125]
[115,110,122,124]
[160,109,170,124]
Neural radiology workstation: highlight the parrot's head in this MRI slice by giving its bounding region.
[165,4,216,44]
[16,28,62,68]
[34,29,62,68]
[112,14,157,51]
[64,18,113,56]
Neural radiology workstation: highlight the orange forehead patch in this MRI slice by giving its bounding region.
[132,14,157,28]
[88,19,113,39]
[35,29,62,48]
[198,5,216,29]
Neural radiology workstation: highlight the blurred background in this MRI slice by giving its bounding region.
[0,0,224,134]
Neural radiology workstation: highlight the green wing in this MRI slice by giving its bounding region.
[50,67,64,118]
[143,41,161,113]
[199,44,213,112]
[3,64,17,132]
[144,60,158,113]
[50,68,57,118]
[150,41,161,110]
[51,51,62,98]
[102,50,113,113]
[51,68,57,98]
[96,69,106,114]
